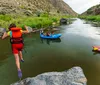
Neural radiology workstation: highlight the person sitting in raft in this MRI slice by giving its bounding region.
[46,31,51,36]
[40,28,44,34]
[2,24,30,79]
[51,31,54,34]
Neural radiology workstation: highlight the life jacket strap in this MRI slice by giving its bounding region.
[10,37,23,44]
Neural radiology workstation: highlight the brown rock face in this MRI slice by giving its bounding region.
[0,0,77,16]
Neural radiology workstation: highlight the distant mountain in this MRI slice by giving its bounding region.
[81,4,100,15]
[0,0,77,16]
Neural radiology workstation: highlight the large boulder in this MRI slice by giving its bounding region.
[0,28,6,37]
[60,18,67,25]
[11,66,87,85]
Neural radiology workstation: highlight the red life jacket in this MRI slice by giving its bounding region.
[10,27,23,44]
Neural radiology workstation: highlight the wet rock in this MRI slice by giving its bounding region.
[60,18,67,25]
[0,28,6,37]
[11,66,87,85]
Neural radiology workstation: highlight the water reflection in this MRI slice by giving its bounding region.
[92,50,100,55]
[41,38,61,45]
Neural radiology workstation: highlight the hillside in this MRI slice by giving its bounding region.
[81,4,100,15]
[0,0,77,16]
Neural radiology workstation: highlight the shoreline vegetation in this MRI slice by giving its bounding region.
[79,15,100,22]
[0,14,74,30]
[79,15,100,27]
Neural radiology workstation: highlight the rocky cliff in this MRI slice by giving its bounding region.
[0,0,77,16]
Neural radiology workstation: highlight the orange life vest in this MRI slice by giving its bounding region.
[10,27,23,44]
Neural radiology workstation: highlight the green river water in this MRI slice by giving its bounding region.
[0,18,100,85]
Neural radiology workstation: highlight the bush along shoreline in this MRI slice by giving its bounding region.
[0,14,73,30]
[79,15,100,27]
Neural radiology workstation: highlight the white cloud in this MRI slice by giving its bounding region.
[63,0,100,14]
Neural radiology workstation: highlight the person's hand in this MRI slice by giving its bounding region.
[24,25,29,32]
[24,25,28,29]
[2,31,8,39]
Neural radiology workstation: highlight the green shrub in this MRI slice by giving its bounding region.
[0,15,12,21]
[40,13,49,17]
[0,14,73,29]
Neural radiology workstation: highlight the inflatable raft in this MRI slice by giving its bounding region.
[92,46,100,51]
[40,33,61,39]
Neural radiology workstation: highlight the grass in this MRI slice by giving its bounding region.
[0,14,74,30]
[79,15,100,22]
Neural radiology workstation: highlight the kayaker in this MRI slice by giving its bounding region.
[2,23,29,79]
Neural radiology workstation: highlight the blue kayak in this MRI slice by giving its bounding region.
[40,33,61,39]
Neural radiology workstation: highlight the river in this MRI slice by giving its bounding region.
[0,18,100,85]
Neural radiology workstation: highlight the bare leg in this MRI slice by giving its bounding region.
[14,54,22,78]
[18,51,23,60]
[19,51,24,62]
[14,54,21,70]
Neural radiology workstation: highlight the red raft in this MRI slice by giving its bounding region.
[92,46,100,51]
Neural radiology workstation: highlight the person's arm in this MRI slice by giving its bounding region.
[2,32,9,39]
[22,26,30,34]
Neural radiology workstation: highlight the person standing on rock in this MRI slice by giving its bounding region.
[2,23,29,79]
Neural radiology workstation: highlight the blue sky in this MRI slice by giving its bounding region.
[63,0,100,14]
